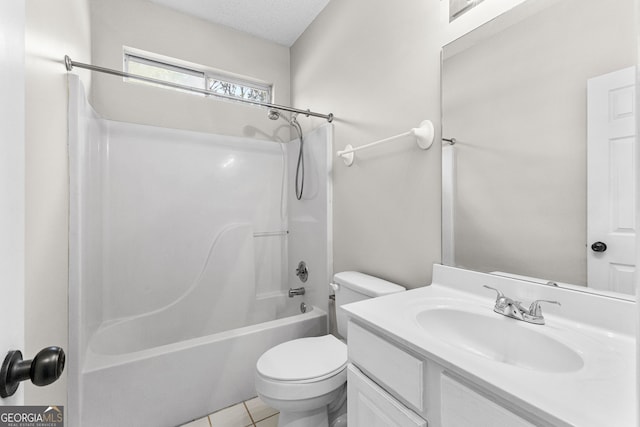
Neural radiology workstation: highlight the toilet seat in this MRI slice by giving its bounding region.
[255,335,348,401]
[257,335,347,381]
[254,273,406,426]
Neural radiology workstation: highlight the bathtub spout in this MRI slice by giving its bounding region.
[288,287,306,298]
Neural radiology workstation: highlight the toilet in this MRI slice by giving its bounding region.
[255,271,406,427]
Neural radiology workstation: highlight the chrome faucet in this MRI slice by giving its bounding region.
[483,285,560,325]
[288,287,306,298]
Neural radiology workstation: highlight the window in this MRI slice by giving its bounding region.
[124,51,272,103]
[124,54,206,93]
[207,76,271,103]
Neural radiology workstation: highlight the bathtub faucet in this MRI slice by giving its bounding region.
[288,287,306,298]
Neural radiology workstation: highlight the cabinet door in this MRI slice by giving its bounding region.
[441,375,535,427]
[348,364,427,427]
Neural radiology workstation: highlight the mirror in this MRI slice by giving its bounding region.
[442,0,637,297]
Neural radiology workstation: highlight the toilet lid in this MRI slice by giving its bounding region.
[257,335,347,381]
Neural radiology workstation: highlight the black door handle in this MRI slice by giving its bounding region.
[0,347,65,398]
[591,241,607,253]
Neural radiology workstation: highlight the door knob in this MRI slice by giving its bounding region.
[591,241,607,252]
[0,347,65,398]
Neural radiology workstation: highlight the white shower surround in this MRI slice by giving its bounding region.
[67,75,332,426]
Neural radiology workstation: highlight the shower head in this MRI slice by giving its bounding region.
[267,108,281,120]
[268,108,300,126]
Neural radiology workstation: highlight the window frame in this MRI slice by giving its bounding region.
[123,50,273,104]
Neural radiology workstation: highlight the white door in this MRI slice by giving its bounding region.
[587,66,636,294]
[0,0,25,405]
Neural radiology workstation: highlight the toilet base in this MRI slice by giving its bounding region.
[278,406,328,427]
[330,414,347,427]
[259,384,347,427]
[277,405,349,427]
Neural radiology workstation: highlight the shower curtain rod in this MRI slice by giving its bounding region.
[64,55,334,123]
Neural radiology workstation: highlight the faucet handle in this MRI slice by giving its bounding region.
[483,285,512,311]
[528,300,561,316]
[483,285,504,299]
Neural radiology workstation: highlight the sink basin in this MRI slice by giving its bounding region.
[416,308,584,373]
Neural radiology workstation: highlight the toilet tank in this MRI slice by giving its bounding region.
[332,271,405,339]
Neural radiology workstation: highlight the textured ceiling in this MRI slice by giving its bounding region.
[149,0,330,47]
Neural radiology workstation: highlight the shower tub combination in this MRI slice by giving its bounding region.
[67,76,332,427]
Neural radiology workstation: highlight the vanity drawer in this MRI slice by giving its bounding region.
[348,321,424,411]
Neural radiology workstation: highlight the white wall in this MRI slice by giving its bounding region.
[25,0,92,406]
[291,0,442,288]
[90,0,291,140]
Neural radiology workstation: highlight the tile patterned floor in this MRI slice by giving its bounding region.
[180,396,279,427]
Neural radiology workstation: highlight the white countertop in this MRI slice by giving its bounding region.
[342,267,636,427]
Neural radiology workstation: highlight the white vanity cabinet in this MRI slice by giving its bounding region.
[347,320,542,427]
[343,265,636,427]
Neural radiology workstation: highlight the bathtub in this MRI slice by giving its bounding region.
[68,77,332,427]
[77,304,326,427]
